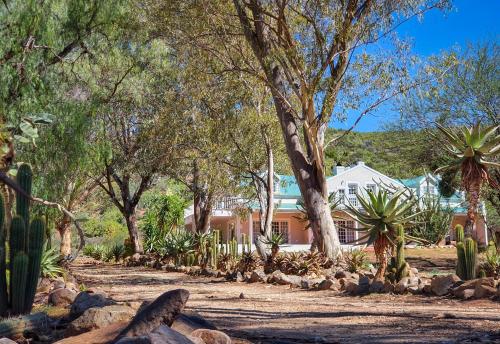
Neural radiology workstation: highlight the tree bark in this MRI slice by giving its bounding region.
[192,159,214,234]
[57,215,72,257]
[465,179,481,238]
[232,0,341,258]
[254,134,274,261]
[124,204,143,254]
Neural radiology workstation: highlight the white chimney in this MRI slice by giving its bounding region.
[332,164,346,176]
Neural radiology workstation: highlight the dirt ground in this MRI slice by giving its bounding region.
[69,256,500,344]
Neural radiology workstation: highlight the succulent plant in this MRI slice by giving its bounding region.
[1,164,46,316]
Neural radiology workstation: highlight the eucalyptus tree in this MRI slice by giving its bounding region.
[146,0,449,258]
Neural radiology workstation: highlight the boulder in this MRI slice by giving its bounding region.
[191,329,232,344]
[48,288,77,307]
[37,278,52,293]
[476,277,496,288]
[382,281,395,294]
[454,288,475,300]
[430,274,460,296]
[268,271,302,287]
[344,281,359,295]
[53,322,128,344]
[369,280,385,293]
[317,279,336,291]
[248,270,266,283]
[115,289,189,340]
[0,338,17,344]
[451,279,477,296]
[70,291,117,318]
[474,284,497,299]
[52,279,66,290]
[66,305,136,336]
[334,270,348,279]
[236,272,245,283]
[358,276,371,286]
[149,325,197,344]
[408,285,422,295]
[172,311,217,336]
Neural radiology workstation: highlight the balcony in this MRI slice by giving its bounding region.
[214,197,241,210]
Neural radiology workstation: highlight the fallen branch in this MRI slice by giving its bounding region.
[0,171,85,259]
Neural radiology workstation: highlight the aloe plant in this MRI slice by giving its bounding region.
[346,189,423,281]
[436,122,499,237]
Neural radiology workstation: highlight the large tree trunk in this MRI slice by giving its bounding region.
[57,215,72,257]
[193,195,213,234]
[233,2,341,258]
[254,140,274,261]
[124,205,143,254]
[465,179,481,238]
[269,77,341,258]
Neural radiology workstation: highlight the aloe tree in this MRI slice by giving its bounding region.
[347,189,421,281]
[436,123,500,237]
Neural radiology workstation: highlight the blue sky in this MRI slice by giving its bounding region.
[331,0,499,132]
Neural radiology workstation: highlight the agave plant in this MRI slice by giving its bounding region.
[41,247,64,278]
[435,122,499,236]
[265,232,284,259]
[346,189,422,280]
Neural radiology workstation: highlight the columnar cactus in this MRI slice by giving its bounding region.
[464,237,477,280]
[455,224,464,244]
[395,225,409,281]
[0,163,46,317]
[210,230,220,269]
[455,224,466,279]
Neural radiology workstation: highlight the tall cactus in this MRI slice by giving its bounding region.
[463,237,477,280]
[1,163,46,316]
[395,225,408,281]
[24,218,45,312]
[455,224,466,279]
[0,194,7,316]
[16,163,32,228]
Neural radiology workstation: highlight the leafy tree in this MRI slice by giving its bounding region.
[435,123,499,237]
[148,0,450,258]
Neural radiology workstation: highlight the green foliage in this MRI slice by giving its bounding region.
[464,237,477,280]
[237,252,261,273]
[142,194,188,253]
[84,207,127,238]
[480,241,499,278]
[410,196,454,245]
[343,249,370,273]
[40,248,64,279]
[111,244,125,262]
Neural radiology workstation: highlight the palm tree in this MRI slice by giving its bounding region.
[347,189,421,281]
[435,123,499,237]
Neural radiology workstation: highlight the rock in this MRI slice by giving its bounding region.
[452,279,477,295]
[66,305,136,336]
[318,279,337,290]
[54,322,128,344]
[268,271,302,287]
[454,288,475,300]
[358,275,370,286]
[236,272,244,283]
[410,267,419,277]
[248,270,266,283]
[239,293,245,299]
[474,284,497,299]
[422,284,432,295]
[394,280,408,294]
[430,274,461,296]
[53,279,66,290]
[0,338,17,344]
[114,338,152,344]
[48,288,77,307]
[37,278,52,293]
[344,281,359,295]
[149,325,197,344]
[476,277,496,288]
[115,289,189,340]
[171,311,217,336]
[70,291,116,318]
[191,329,231,344]
[382,281,395,293]
[408,285,422,295]
[334,270,348,279]
[65,282,78,292]
[369,280,385,293]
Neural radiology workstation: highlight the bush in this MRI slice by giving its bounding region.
[41,247,64,278]
[480,241,500,278]
[409,196,453,245]
[343,249,370,273]
[111,244,125,261]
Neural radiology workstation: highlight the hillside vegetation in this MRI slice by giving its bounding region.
[324,129,427,179]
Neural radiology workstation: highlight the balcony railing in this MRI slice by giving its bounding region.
[214,197,241,210]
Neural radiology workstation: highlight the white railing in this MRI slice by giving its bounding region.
[214,197,241,210]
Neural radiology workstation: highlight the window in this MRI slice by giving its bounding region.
[334,220,355,244]
[348,184,358,195]
[337,189,346,202]
[366,183,376,194]
[254,220,289,243]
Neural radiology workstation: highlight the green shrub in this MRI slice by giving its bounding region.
[90,244,106,261]
[409,196,453,245]
[83,245,95,257]
[111,244,125,261]
[343,249,370,273]
[40,248,64,278]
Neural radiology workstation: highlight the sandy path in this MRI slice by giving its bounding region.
[69,261,500,344]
